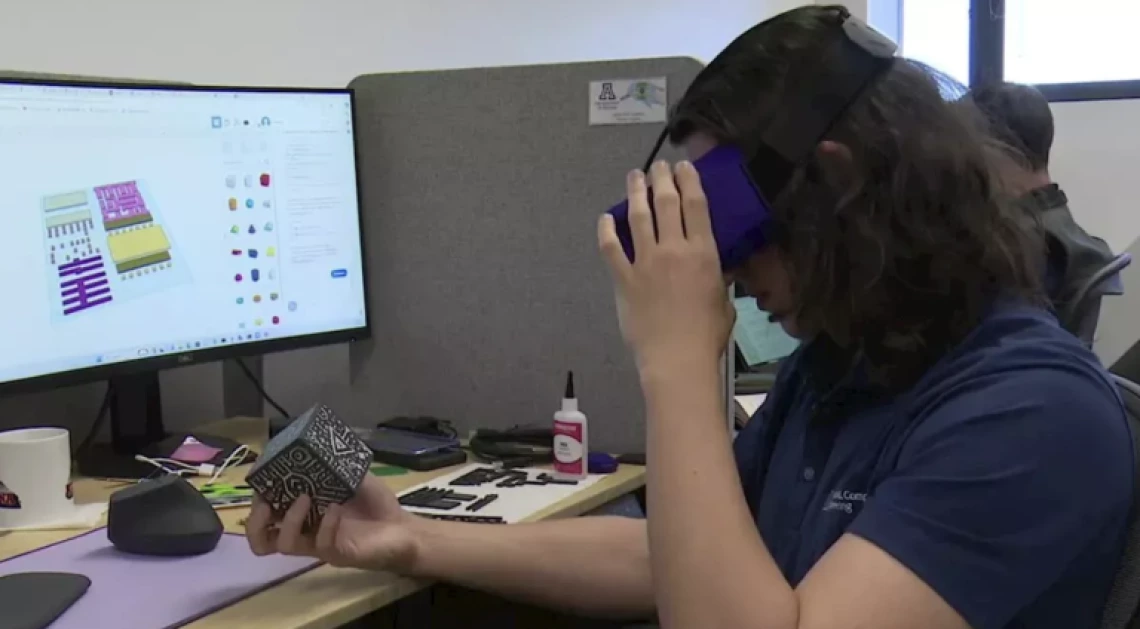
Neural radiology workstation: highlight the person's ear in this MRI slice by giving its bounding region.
[812,140,857,191]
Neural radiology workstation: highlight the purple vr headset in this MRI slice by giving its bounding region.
[606,9,897,271]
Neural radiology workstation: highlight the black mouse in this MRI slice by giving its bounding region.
[107,474,223,556]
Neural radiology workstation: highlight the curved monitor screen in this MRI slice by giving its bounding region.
[0,81,367,387]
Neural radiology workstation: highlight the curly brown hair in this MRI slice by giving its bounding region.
[670,5,1046,388]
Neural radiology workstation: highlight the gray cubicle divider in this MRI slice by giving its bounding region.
[261,58,709,453]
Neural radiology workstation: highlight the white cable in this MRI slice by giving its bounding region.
[133,455,194,477]
[207,444,250,484]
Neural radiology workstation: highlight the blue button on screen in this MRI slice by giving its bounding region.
[331,269,348,278]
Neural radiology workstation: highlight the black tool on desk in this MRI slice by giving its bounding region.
[466,494,499,512]
[468,426,554,467]
[365,427,466,471]
[447,466,580,488]
[379,416,458,439]
[398,486,479,510]
[420,513,506,524]
[449,467,511,486]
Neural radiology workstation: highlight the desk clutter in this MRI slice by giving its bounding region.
[0,528,318,629]
[397,464,604,524]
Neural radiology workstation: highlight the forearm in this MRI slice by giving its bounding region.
[408,515,655,619]
[643,361,797,629]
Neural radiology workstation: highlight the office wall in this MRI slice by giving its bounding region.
[1049,100,1140,254]
[0,0,803,438]
[1,0,800,87]
[1049,100,1140,365]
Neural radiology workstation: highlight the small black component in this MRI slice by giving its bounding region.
[449,466,510,487]
[420,513,506,524]
[399,486,481,510]
[466,494,499,512]
[535,473,579,485]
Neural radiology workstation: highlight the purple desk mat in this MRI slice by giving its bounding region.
[0,528,320,629]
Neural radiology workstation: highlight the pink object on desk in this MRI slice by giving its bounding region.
[0,528,319,629]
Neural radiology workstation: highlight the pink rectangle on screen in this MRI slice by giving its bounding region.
[0,528,320,629]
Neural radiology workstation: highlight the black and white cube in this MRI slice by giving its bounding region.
[245,403,373,530]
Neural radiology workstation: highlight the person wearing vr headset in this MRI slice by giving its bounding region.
[246,6,1132,629]
[967,81,1118,342]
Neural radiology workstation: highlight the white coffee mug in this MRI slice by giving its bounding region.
[0,427,74,529]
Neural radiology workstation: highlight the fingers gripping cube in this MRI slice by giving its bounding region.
[245,403,373,529]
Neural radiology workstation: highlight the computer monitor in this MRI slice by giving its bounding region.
[0,79,369,475]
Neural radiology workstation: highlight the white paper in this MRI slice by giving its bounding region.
[589,77,668,126]
[736,394,768,419]
[0,501,107,533]
[398,464,603,523]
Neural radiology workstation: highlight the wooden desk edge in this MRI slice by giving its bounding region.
[193,417,646,628]
[256,466,646,629]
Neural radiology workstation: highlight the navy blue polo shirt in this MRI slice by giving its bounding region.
[734,304,1133,629]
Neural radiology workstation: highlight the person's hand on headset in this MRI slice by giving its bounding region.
[245,474,419,573]
[598,161,734,378]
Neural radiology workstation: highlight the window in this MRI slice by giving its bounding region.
[900,0,970,86]
[1004,0,1140,85]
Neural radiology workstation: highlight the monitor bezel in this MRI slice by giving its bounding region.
[0,76,372,397]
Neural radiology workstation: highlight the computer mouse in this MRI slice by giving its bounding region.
[107,474,223,556]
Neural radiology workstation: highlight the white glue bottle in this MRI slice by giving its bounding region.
[552,371,589,480]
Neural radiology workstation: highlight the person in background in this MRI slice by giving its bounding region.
[247,7,1133,629]
[969,82,1119,342]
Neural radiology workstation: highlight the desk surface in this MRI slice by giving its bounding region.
[0,417,646,629]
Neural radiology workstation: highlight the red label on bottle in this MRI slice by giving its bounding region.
[552,420,585,475]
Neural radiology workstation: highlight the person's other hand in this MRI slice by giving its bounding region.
[246,474,419,573]
[598,161,734,377]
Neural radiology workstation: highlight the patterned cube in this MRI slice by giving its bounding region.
[245,403,373,530]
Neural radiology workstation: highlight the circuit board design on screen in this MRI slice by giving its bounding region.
[42,179,192,321]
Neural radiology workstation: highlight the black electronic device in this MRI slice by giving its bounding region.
[0,572,90,629]
[107,475,223,556]
[0,77,370,480]
[380,415,458,438]
[366,427,467,471]
[373,446,468,471]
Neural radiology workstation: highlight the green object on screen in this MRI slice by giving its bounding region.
[732,297,799,366]
[370,464,409,476]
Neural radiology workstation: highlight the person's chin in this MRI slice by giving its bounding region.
[773,315,801,339]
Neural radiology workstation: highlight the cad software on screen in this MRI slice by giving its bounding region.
[0,82,367,384]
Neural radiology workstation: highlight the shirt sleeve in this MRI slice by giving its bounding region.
[847,366,1134,629]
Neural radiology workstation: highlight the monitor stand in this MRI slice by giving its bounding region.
[74,371,168,479]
